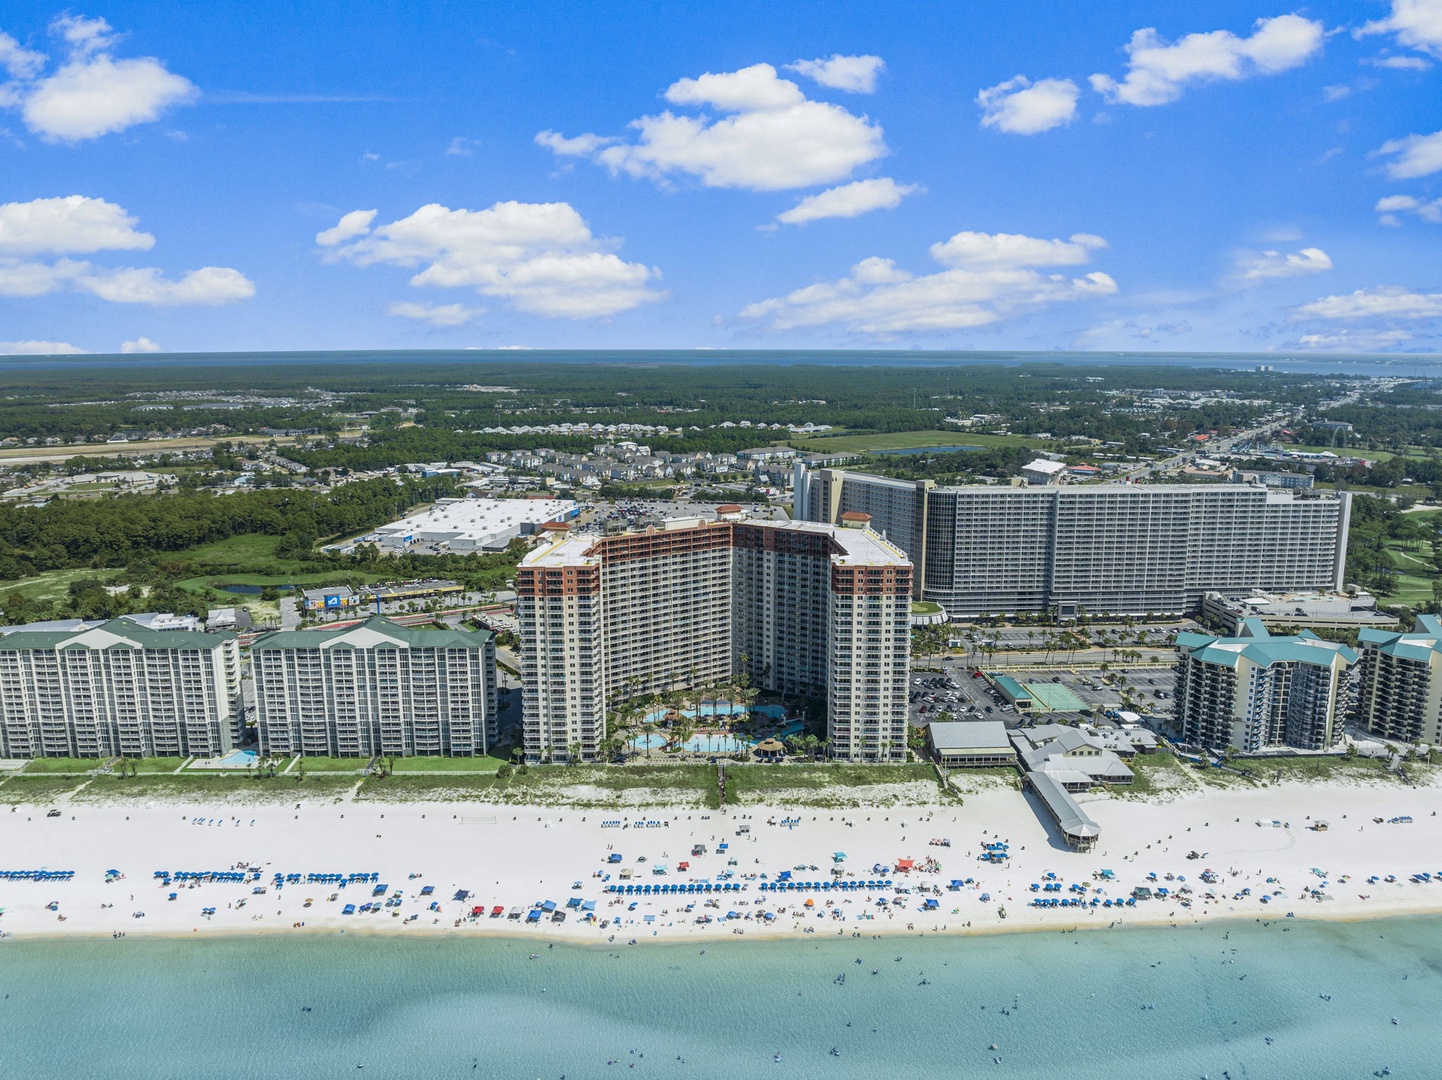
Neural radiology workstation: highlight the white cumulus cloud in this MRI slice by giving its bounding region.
[1090,14,1324,107]
[929,231,1107,269]
[1359,0,1442,59]
[1369,53,1433,69]
[0,195,252,306]
[786,54,885,93]
[1235,246,1333,282]
[775,178,919,225]
[1377,193,1442,224]
[76,265,253,305]
[739,228,1116,335]
[315,209,378,247]
[119,336,161,353]
[1296,328,1419,350]
[0,195,154,255]
[320,200,663,319]
[1375,128,1442,178]
[535,62,887,191]
[0,339,85,355]
[976,76,1079,134]
[0,30,46,79]
[0,15,196,142]
[389,300,484,327]
[1294,285,1442,320]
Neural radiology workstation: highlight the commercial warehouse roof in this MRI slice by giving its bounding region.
[372,497,574,542]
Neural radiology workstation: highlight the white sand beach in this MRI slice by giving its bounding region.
[4,779,1442,944]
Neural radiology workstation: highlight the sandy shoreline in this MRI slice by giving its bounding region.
[4,777,1442,946]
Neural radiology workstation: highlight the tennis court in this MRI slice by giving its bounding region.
[1023,682,1087,712]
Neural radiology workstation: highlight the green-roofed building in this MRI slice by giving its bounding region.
[250,616,496,758]
[1175,618,1357,753]
[0,619,242,759]
[1355,615,1442,746]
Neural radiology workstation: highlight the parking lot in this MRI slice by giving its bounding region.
[910,660,1177,731]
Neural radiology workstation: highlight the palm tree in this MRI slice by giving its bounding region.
[568,740,583,765]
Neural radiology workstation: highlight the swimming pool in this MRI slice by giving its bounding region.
[217,749,259,767]
[684,734,748,754]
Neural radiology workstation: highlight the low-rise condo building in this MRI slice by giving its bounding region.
[1174,619,1356,753]
[1355,615,1442,745]
[251,616,497,757]
[516,517,911,764]
[0,619,241,758]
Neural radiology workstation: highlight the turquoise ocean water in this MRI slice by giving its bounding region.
[3,917,1439,1079]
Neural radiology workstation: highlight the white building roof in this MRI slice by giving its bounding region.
[373,497,574,544]
[1023,458,1067,475]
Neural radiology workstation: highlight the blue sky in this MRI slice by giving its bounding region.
[1,1,1440,355]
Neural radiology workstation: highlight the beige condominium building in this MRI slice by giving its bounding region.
[795,465,1350,618]
[516,517,912,764]
[251,616,497,757]
[1174,619,1356,753]
[0,619,241,758]
[1355,614,1442,746]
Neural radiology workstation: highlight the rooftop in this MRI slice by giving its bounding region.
[519,517,910,570]
[250,615,492,651]
[1176,621,1357,669]
[372,497,574,541]
[927,721,1010,752]
[0,617,234,652]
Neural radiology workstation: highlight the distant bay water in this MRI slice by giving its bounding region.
[0,348,1438,376]
[2,917,1439,1079]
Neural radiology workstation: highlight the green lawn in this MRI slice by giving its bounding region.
[911,601,943,615]
[23,756,186,775]
[130,756,191,774]
[1382,541,1437,607]
[21,756,110,775]
[0,567,124,603]
[794,430,1038,453]
[1288,444,1400,462]
[183,533,291,567]
[289,755,366,773]
[390,754,507,774]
